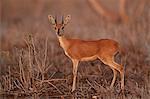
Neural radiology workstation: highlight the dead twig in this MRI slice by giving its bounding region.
[86,79,97,91]
[35,79,66,94]
[88,0,120,22]
[47,81,62,94]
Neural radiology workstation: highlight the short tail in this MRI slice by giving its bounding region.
[119,47,128,72]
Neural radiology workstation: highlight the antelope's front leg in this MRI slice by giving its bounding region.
[71,59,79,92]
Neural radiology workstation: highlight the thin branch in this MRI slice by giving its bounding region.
[31,37,42,74]
[43,37,48,68]
[49,72,56,79]
[135,0,146,17]
[13,80,22,90]
[94,81,107,92]
[19,50,27,89]
[24,36,33,87]
[44,64,53,74]
[88,0,120,22]
[8,66,11,91]
[86,79,97,91]
[119,0,129,23]
[47,81,63,94]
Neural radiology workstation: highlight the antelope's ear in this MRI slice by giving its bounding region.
[64,15,71,25]
[48,15,56,25]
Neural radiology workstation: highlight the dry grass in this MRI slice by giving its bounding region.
[1,0,150,99]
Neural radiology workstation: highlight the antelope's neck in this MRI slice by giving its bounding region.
[58,36,70,50]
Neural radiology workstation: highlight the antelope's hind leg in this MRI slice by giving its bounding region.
[110,68,117,89]
[98,56,124,90]
[112,61,124,91]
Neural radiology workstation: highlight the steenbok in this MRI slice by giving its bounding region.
[48,15,125,92]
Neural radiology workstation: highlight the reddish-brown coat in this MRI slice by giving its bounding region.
[59,36,119,61]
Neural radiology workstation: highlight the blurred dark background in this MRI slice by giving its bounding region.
[1,0,149,51]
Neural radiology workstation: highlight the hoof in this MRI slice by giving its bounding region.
[71,88,75,92]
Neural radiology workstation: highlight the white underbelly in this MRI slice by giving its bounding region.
[64,51,97,61]
[80,55,97,61]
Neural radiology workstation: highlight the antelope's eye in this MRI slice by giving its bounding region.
[54,27,57,30]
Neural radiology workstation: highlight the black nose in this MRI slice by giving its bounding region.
[57,29,60,34]
[57,29,62,36]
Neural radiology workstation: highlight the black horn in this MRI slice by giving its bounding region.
[55,15,57,24]
[62,16,64,24]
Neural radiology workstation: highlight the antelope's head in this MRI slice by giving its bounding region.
[48,15,71,36]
